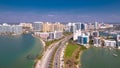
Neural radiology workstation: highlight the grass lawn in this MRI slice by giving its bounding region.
[65,43,79,58]
[64,40,87,68]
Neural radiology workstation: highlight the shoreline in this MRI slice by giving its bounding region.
[32,34,45,68]
[77,46,87,68]
[78,50,84,68]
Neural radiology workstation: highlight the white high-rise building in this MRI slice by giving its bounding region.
[73,30,81,41]
[0,23,23,35]
[95,22,98,30]
[117,35,120,41]
[12,25,22,34]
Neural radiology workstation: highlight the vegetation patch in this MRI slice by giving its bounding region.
[64,40,87,68]
[65,43,79,58]
[63,32,72,36]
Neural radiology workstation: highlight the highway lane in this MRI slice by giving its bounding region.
[37,35,72,68]
[53,35,72,68]
[40,42,60,68]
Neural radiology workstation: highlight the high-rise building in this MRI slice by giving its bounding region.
[42,22,51,32]
[66,23,76,32]
[12,25,23,34]
[73,30,81,41]
[54,22,64,32]
[92,31,99,37]
[77,33,89,46]
[95,22,98,30]
[32,22,43,32]
[75,23,81,30]
[81,23,85,30]
[0,23,23,35]
[20,23,33,29]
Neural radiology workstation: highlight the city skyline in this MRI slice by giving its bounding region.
[0,0,120,23]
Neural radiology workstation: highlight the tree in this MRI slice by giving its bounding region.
[89,39,93,45]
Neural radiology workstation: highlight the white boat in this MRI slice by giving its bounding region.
[113,54,118,57]
[118,47,120,49]
[109,48,112,50]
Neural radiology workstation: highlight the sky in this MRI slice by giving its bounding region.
[0,0,120,23]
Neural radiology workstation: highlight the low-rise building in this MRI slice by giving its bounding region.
[104,39,116,48]
[93,37,101,47]
[34,31,63,41]
[117,35,120,48]
[34,32,49,40]
[54,31,63,39]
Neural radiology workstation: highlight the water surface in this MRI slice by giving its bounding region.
[81,47,120,68]
[0,34,43,68]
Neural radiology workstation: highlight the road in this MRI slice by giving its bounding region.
[35,35,72,68]
[53,35,72,68]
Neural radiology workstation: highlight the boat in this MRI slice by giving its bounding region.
[113,54,118,57]
[109,48,112,50]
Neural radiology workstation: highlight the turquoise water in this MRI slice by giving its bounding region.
[0,34,43,68]
[81,47,120,68]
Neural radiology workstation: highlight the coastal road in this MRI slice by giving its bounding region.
[53,36,72,68]
[35,35,72,68]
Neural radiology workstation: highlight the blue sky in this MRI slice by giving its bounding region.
[0,0,120,23]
